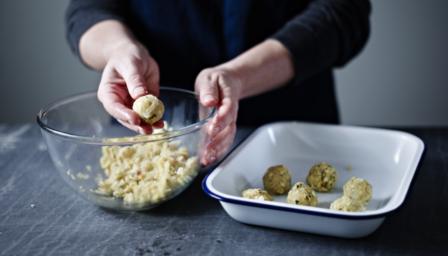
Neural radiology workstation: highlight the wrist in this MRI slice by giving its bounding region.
[216,64,245,101]
[102,39,140,62]
[219,39,294,99]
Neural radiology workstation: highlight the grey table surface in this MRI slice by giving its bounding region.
[0,124,447,256]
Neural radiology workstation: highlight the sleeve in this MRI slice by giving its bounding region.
[65,0,128,58]
[271,0,371,82]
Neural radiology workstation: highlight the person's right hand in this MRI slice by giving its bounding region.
[97,41,162,134]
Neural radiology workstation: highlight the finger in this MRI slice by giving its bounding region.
[152,120,165,129]
[200,123,214,165]
[208,74,239,135]
[206,122,236,153]
[105,101,141,126]
[214,134,235,161]
[98,68,142,125]
[116,119,141,134]
[111,100,154,134]
[195,71,219,107]
[117,119,153,134]
[139,123,154,134]
[201,123,236,165]
[115,58,148,99]
[201,131,235,166]
[209,100,238,136]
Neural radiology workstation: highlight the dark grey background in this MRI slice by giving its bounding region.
[1,0,447,126]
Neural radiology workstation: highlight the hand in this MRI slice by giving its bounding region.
[195,67,242,166]
[97,41,163,134]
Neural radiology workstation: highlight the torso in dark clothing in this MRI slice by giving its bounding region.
[126,0,338,125]
[68,0,371,126]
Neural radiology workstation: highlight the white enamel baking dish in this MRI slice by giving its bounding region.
[202,122,424,238]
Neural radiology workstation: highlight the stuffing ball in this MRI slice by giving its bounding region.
[306,162,337,192]
[242,188,273,201]
[132,94,165,124]
[330,176,373,212]
[263,165,292,195]
[287,182,318,206]
[343,176,372,204]
[330,196,365,212]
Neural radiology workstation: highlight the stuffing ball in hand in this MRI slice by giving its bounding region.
[132,94,165,124]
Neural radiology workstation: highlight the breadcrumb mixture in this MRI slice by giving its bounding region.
[97,129,198,205]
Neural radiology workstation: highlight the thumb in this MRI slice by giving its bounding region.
[195,71,219,107]
[116,60,148,99]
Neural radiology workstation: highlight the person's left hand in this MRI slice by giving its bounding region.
[195,67,243,166]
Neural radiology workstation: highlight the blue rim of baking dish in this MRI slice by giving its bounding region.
[201,124,426,221]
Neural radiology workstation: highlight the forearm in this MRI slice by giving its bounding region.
[221,39,294,99]
[272,0,371,82]
[79,20,137,70]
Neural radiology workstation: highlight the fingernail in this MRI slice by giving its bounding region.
[207,149,216,162]
[133,87,147,97]
[129,115,140,125]
[203,95,214,103]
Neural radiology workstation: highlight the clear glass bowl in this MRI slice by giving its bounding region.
[37,87,215,211]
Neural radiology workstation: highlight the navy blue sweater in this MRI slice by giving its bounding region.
[66,0,371,125]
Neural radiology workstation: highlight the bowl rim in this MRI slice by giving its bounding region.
[36,86,215,145]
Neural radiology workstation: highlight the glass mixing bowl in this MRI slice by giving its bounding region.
[37,87,215,211]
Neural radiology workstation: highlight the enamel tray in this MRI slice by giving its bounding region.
[202,122,424,238]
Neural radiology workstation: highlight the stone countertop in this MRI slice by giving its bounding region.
[0,124,447,256]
